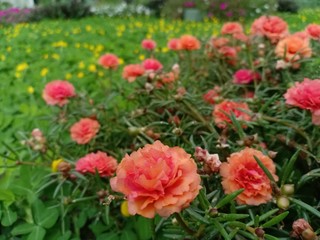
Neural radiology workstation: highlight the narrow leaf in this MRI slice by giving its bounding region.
[247,209,279,226]
[265,234,280,240]
[262,211,289,228]
[215,189,244,209]
[290,198,320,218]
[212,219,231,240]
[281,150,300,185]
[185,208,209,224]
[253,155,276,183]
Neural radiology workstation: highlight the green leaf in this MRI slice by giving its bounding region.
[265,234,280,240]
[212,219,231,240]
[27,226,46,240]
[97,233,119,240]
[281,150,300,185]
[253,155,276,183]
[56,231,72,240]
[229,112,246,139]
[32,199,59,229]
[135,216,153,240]
[1,207,17,226]
[262,211,289,228]
[217,213,249,222]
[215,189,244,209]
[247,209,279,227]
[11,223,36,236]
[185,208,209,224]
[297,169,320,189]
[0,189,15,207]
[120,230,138,240]
[290,198,320,218]
[226,221,247,230]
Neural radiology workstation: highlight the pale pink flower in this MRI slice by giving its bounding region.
[141,39,156,50]
[70,118,100,144]
[122,64,145,82]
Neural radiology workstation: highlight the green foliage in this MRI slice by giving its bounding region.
[278,0,299,13]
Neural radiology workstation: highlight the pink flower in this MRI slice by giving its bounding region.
[160,72,176,84]
[306,24,320,40]
[167,38,181,51]
[142,58,163,72]
[70,118,100,144]
[218,46,238,66]
[284,78,320,125]
[220,148,278,205]
[221,22,243,35]
[76,151,118,177]
[233,69,260,84]
[98,53,119,69]
[213,100,252,128]
[210,37,229,49]
[292,31,309,41]
[251,16,289,43]
[110,141,201,218]
[179,35,201,51]
[203,86,221,104]
[122,64,145,82]
[42,80,76,107]
[141,39,157,51]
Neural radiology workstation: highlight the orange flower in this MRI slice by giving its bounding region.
[251,15,288,43]
[70,118,100,144]
[42,80,75,107]
[75,151,117,177]
[210,37,229,49]
[122,64,145,82]
[221,22,243,35]
[275,35,312,64]
[306,24,320,40]
[213,100,251,128]
[179,34,201,51]
[218,46,238,66]
[220,148,278,205]
[110,141,201,218]
[98,53,119,69]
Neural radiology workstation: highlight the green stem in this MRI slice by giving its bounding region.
[198,189,211,211]
[174,213,196,236]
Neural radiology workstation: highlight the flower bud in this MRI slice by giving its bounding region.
[209,208,218,217]
[172,127,183,136]
[276,196,290,210]
[58,161,71,173]
[292,219,317,240]
[255,227,265,238]
[301,229,317,240]
[281,184,294,196]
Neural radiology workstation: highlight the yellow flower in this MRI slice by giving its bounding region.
[65,73,72,80]
[88,64,97,73]
[16,62,28,72]
[98,71,104,77]
[27,86,34,94]
[43,54,49,59]
[40,68,49,77]
[15,72,22,78]
[1,55,6,61]
[7,46,12,52]
[52,41,68,48]
[51,159,63,172]
[117,32,122,37]
[139,54,145,61]
[85,25,92,32]
[118,58,124,65]
[52,53,60,60]
[120,201,131,217]
[78,61,85,69]
[75,43,81,48]
[161,47,169,53]
[77,72,84,78]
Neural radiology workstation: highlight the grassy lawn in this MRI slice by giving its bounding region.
[0,8,320,150]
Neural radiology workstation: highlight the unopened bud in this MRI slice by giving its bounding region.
[58,161,71,173]
[277,196,290,210]
[255,228,265,238]
[172,128,183,136]
[209,208,218,217]
[281,184,294,196]
[268,151,278,159]
[292,219,316,240]
[301,229,317,240]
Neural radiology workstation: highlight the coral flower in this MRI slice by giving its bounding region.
[221,22,243,35]
[220,148,278,205]
[70,118,100,144]
[179,35,201,51]
[218,46,238,66]
[110,141,201,218]
[141,39,157,50]
[284,78,320,125]
[251,15,288,43]
[203,86,221,105]
[142,58,163,72]
[98,53,119,69]
[42,80,76,107]
[167,38,181,51]
[306,24,320,40]
[213,100,252,128]
[75,151,118,177]
[233,69,260,84]
[275,35,312,64]
[211,37,229,49]
[122,64,145,82]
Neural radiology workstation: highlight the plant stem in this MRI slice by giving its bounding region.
[174,212,196,236]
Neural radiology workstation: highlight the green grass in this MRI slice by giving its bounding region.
[0,9,319,151]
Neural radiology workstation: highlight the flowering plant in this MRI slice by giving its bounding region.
[2,15,320,240]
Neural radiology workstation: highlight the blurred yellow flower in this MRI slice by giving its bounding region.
[75,43,81,48]
[139,54,145,61]
[85,25,92,32]
[98,71,104,77]
[118,58,124,65]
[120,201,131,217]
[27,86,34,94]
[77,72,84,78]
[16,62,28,72]
[161,47,169,53]
[88,64,97,72]
[65,73,72,80]
[52,41,68,48]
[7,46,12,52]
[1,55,6,61]
[41,68,49,77]
[15,72,22,78]
[52,53,60,60]
[51,159,63,172]
[78,61,85,69]
[43,54,49,59]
